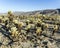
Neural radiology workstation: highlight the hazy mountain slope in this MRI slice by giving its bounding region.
[0,9,60,16]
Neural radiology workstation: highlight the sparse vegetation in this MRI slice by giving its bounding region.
[0,11,60,48]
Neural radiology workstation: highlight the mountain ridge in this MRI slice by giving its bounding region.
[0,9,60,16]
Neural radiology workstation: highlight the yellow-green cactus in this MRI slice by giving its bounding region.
[18,22,24,28]
[13,19,19,24]
[10,27,19,37]
[26,20,30,25]
[25,24,31,30]
[36,27,42,35]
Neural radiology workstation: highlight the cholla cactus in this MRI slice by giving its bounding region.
[41,22,45,25]
[18,22,24,28]
[41,22,45,30]
[13,19,24,32]
[8,11,14,22]
[36,27,42,35]
[26,20,30,25]
[8,11,13,16]
[11,31,19,37]
[10,27,20,41]
[13,19,24,27]
[54,25,58,30]
[25,24,31,30]
[38,19,42,22]
[36,19,42,27]
[13,19,19,24]
[10,27,19,38]
[25,24,31,33]
[0,16,3,23]
[16,22,24,32]
[11,27,17,32]
[0,16,2,19]
[52,25,58,35]
[29,18,34,24]
[45,24,49,28]
[2,17,9,22]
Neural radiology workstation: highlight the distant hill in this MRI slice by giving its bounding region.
[13,9,60,16]
[0,9,60,16]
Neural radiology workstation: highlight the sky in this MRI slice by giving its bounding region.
[0,0,60,12]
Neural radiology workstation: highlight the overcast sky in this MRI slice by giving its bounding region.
[0,0,60,12]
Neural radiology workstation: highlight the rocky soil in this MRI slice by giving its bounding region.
[0,24,60,48]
